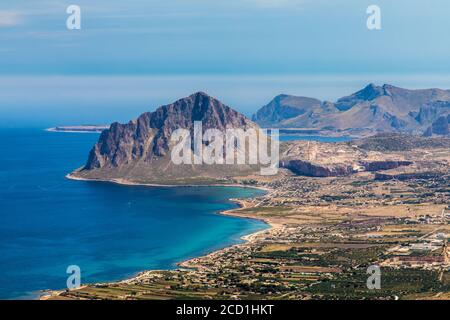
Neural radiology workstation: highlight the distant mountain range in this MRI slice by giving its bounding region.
[252,84,450,136]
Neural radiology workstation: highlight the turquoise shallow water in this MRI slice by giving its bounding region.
[0,129,267,299]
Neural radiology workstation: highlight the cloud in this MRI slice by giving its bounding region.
[0,11,24,27]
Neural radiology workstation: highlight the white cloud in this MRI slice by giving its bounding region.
[0,11,24,27]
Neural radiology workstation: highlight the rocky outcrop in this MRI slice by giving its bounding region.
[431,115,450,135]
[84,92,256,170]
[281,160,355,177]
[280,159,412,178]
[73,92,262,184]
[423,115,450,137]
[416,101,450,126]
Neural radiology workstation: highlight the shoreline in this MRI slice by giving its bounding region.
[177,196,278,269]
[65,171,273,192]
[41,173,275,300]
[45,126,108,134]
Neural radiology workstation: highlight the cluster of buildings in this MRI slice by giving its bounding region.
[382,232,450,270]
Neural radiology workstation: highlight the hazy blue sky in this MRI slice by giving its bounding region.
[2,0,450,74]
[1,0,450,126]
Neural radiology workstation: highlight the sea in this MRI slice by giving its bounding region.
[0,128,269,299]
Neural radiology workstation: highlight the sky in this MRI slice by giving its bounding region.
[1,0,450,126]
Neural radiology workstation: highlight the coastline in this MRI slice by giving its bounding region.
[41,173,275,300]
[177,196,279,269]
[45,126,109,134]
[65,171,273,191]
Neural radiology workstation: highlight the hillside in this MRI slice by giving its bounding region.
[70,92,264,185]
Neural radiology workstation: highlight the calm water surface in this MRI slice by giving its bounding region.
[0,129,267,299]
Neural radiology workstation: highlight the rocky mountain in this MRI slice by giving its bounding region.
[71,92,262,184]
[253,84,450,136]
[252,94,324,127]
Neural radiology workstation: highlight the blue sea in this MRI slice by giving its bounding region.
[0,128,267,299]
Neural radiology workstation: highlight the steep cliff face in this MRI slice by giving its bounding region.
[74,92,261,184]
[423,114,450,137]
[84,92,255,171]
[280,158,413,178]
[416,101,450,125]
[281,160,355,177]
[431,115,450,136]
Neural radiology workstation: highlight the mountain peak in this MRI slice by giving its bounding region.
[167,91,244,123]
[252,94,322,127]
[334,83,385,111]
[190,91,211,99]
[274,94,290,100]
[82,93,256,170]
[359,83,384,99]
[365,83,378,90]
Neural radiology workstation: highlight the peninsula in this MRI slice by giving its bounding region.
[46,125,109,133]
